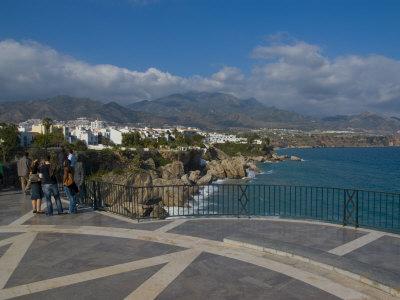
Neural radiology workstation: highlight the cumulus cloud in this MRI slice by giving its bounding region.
[0,38,400,116]
[246,40,400,115]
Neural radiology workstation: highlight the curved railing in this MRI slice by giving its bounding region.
[83,180,400,234]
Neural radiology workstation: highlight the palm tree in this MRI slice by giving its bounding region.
[41,118,53,135]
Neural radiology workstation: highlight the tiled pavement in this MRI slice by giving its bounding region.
[0,191,399,299]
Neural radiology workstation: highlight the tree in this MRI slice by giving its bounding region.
[99,135,114,147]
[246,132,261,144]
[32,128,66,148]
[73,140,88,151]
[122,131,143,148]
[0,123,20,162]
[41,118,53,134]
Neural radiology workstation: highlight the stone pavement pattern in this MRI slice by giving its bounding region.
[0,190,399,299]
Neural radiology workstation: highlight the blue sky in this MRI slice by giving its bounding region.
[1,0,399,76]
[0,0,400,115]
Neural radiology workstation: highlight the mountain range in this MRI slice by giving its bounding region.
[0,93,399,133]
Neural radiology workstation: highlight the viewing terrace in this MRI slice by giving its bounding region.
[0,183,399,300]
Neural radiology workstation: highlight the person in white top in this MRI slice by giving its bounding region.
[67,149,77,169]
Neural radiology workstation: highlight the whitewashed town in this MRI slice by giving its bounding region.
[16,118,250,149]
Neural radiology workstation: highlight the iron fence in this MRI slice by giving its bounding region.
[83,180,400,233]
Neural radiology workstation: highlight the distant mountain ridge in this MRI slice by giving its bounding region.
[321,112,400,133]
[129,92,313,129]
[0,95,167,125]
[0,93,399,133]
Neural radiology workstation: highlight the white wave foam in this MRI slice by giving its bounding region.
[165,183,220,216]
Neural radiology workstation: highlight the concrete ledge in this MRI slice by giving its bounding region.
[223,237,400,298]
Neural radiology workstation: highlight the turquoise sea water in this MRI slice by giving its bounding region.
[251,147,400,193]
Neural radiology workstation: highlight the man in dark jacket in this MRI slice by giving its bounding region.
[39,155,63,216]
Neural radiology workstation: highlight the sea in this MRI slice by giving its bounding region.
[252,147,400,193]
[167,147,400,224]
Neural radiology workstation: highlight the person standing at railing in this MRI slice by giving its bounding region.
[39,155,64,216]
[67,149,77,170]
[25,160,44,214]
[17,152,31,194]
[63,160,78,214]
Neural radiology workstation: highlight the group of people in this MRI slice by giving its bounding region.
[17,149,84,216]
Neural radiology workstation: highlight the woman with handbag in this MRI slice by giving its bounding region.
[25,160,44,213]
[63,160,78,214]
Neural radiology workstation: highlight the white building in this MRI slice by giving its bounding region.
[90,120,106,131]
[205,133,247,144]
[71,127,99,145]
[108,128,124,145]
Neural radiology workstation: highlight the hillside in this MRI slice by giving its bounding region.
[322,112,400,133]
[0,93,399,133]
[0,96,167,124]
[129,92,314,129]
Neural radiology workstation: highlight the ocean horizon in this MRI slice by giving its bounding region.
[250,146,400,193]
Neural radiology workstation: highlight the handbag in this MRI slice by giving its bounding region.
[63,172,74,187]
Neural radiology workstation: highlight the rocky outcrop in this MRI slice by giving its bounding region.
[152,178,194,206]
[206,160,226,179]
[159,161,185,180]
[188,170,201,183]
[246,162,260,174]
[159,149,204,172]
[113,198,168,219]
[271,153,289,161]
[249,156,266,162]
[221,156,246,178]
[196,173,213,185]
[206,146,229,161]
[141,158,156,170]
[97,146,300,219]
[180,174,191,185]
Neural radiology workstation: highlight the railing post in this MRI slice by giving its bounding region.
[343,190,347,226]
[355,190,359,228]
[93,181,98,210]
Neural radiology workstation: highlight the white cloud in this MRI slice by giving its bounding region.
[0,38,400,115]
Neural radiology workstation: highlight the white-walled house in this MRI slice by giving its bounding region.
[71,127,99,145]
[205,133,247,144]
[109,128,123,145]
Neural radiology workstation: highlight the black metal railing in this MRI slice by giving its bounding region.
[83,180,400,233]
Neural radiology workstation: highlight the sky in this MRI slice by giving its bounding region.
[0,0,400,116]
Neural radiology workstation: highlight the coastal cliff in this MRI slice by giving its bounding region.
[91,146,299,219]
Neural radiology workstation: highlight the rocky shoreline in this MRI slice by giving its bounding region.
[98,147,302,219]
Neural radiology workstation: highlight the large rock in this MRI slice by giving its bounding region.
[113,200,168,219]
[152,178,194,206]
[196,172,213,185]
[206,146,229,161]
[148,170,160,180]
[131,172,154,204]
[249,156,265,162]
[221,156,246,179]
[290,155,302,161]
[206,160,226,179]
[141,158,156,170]
[246,162,260,173]
[188,170,201,183]
[133,172,153,187]
[180,174,191,185]
[159,161,185,180]
[271,153,288,161]
[159,149,204,172]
